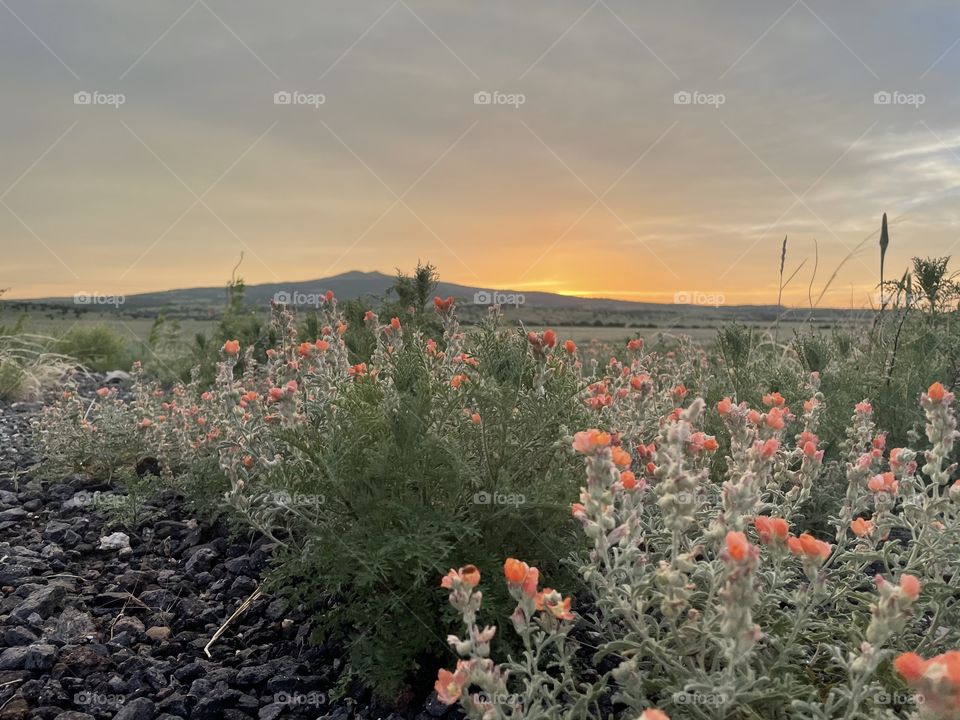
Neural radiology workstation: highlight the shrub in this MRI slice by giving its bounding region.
[55,325,131,371]
[433,383,960,720]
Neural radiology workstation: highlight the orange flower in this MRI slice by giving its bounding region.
[470,412,481,425]
[894,652,928,683]
[725,531,751,561]
[765,406,786,430]
[563,339,577,354]
[96,387,110,397]
[242,455,254,469]
[503,558,539,597]
[571,502,586,520]
[867,472,898,494]
[138,418,153,429]
[542,329,557,348]
[717,397,733,416]
[763,391,786,407]
[348,363,368,377]
[434,660,471,705]
[927,381,947,403]
[503,557,528,584]
[640,710,670,720]
[222,339,240,355]
[850,517,875,537]
[754,516,789,544]
[572,429,612,454]
[535,589,574,620]
[315,339,330,352]
[441,564,480,589]
[627,338,644,351]
[450,373,469,389]
[760,438,780,458]
[702,436,719,452]
[899,574,921,600]
[434,296,455,312]
[611,446,632,468]
[620,471,638,490]
[390,317,401,331]
[791,532,832,561]
[298,342,313,357]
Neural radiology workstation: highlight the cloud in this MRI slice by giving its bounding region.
[2,0,960,304]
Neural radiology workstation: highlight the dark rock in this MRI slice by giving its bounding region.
[425,692,449,717]
[112,697,157,720]
[4,625,39,646]
[16,585,65,619]
[0,646,28,669]
[25,643,57,670]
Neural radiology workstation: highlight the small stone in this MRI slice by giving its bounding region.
[24,643,56,670]
[0,646,28,669]
[16,585,65,619]
[112,697,156,720]
[0,695,30,720]
[98,532,131,551]
[3,626,39,646]
[145,626,171,642]
[113,616,145,636]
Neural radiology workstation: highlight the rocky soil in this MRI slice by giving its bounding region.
[0,377,451,720]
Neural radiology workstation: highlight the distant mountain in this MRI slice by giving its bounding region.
[20,270,698,311]
[15,270,860,319]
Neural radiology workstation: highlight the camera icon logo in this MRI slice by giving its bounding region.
[674,291,691,304]
[473,491,491,505]
[874,91,892,105]
[273,290,291,304]
[274,91,292,105]
[74,91,92,105]
[473,290,492,304]
[73,292,91,304]
[474,91,492,105]
[673,91,692,105]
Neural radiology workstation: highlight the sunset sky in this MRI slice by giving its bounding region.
[3,1,960,306]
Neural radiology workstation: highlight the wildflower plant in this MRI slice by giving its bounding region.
[434,380,960,719]
[35,292,960,715]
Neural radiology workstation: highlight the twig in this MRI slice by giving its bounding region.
[204,586,263,658]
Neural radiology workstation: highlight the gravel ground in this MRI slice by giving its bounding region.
[0,375,452,720]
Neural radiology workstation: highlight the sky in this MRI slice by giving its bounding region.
[3,0,960,307]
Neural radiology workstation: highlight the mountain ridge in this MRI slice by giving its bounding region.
[15,270,805,313]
